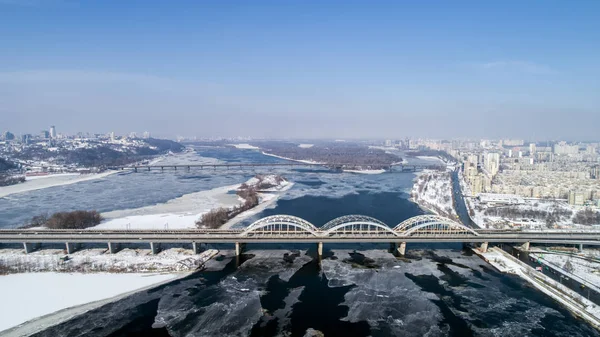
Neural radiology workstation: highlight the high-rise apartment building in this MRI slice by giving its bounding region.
[485,153,500,176]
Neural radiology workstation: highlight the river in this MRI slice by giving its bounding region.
[3,147,599,336]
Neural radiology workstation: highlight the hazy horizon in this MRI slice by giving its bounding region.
[1,1,599,140]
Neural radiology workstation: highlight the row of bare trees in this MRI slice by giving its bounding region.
[573,209,600,225]
[22,211,103,229]
[196,182,265,229]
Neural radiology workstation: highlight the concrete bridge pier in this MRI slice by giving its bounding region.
[65,242,80,254]
[317,242,323,256]
[23,242,40,254]
[147,166,151,171]
[134,167,138,172]
[579,243,584,252]
[150,242,161,255]
[480,242,489,253]
[235,242,246,256]
[521,241,530,251]
[397,242,407,256]
[107,242,120,254]
[192,242,203,254]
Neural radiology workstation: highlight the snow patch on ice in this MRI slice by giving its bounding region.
[229,143,260,150]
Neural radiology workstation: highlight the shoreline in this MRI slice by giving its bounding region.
[96,176,293,231]
[474,247,600,331]
[343,169,386,175]
[260,151,325,165]
[261,151,390,174]
[410,170,458,219]
[96,183,242,230]
[0,170,121,199]
[0,271,190,337]
[0,248,219,334]
[219,182,294,229]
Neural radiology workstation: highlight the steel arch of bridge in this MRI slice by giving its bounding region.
[241,215,320,237]
[320,215,399,237]
[239,214,478,238]
[393,215,479,237]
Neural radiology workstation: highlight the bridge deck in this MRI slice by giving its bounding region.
[0,230,598,245]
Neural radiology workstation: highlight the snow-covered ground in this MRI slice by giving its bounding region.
[149,150,223,166]
[343,169,386,175]
[457,169,585,230]
[221,182,294,229]
[97,184,241,230]
[416,156,443,162]
[262,151,391,174]
[95,175,292,230]
[477,247,600,329]
[24,173,80,181]
[367,145,397,151]
[468,196,583,229]
[0,272,181,333]
[530,251,600,293]
[229,143,260,150]
[261,151,325,165]
[0,248,219,273]
[0,170,120,198]
[411,171,457,218]
[298,144,314,148]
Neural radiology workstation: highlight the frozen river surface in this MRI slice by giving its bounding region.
[31,249,600,337]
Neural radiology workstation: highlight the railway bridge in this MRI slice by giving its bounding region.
[1,215,598,256]
[107,162,445,173]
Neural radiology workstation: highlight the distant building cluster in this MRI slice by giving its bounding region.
[1,126,154,144]
[1,126,160,175]
[449,139,600,208]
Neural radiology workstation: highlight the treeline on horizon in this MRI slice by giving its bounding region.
[261,142,401,169]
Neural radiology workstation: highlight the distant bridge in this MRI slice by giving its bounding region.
[107,162,445,173]
[1,215,598,256]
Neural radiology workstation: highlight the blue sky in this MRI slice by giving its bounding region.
[1,1,599,139]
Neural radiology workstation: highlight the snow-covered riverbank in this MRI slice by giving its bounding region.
[262,152,389,174]
[475,247,600,330]
[95,174,293,230]
[0,247,219,274]
[0,171,120,199]
[261,151,325,165]
[343,169,386,175]
[97,183,242,230]
[529,250,600,294]
[411,170,457,218]
[0,272,184,335]
[229,143,260,150]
